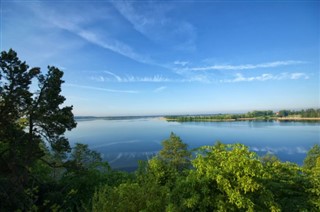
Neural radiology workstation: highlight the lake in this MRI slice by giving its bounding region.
[66,117,320,170]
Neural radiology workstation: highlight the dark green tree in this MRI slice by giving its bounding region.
[263,160,314,211]
[69,143,106,171]
[278,110,291,117]
[0,49,76,210]
[49,144,110,211]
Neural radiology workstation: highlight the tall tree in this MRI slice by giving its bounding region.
[158,132,191,171]
[0,49,76,210]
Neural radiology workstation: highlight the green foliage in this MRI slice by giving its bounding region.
[303,145,320,210]
[189,142,279,211]
[260,153,280,165]
[90,133,192,212]
[301,109,320,118]
[148,157,177,186]
[278,110,291,117]
[307,167,320,210]
[158,132,191,171]
[68,143,107,171]
[91,177,169,212]
[0,49,76,210]
[33,144,117,211]
[89,134,320,212]
[56,145,108,209]
[304,144,320,170]
[248,110,274,118]
[263,160,313,211]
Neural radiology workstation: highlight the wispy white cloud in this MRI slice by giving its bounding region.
[96,68,309,85]
[91,71,171,83]
[222,72,309,83]
[27,2,153,64]
[290,73,309,80]
[174,60,189,66]
[181,75,212,83]
[188,60,307,71]
[90,76,106,82]
[92,71,214,83]
[112,0,196,51]
[124,75,171,83]
[153,86,167,93]
[65,83,139,94]
[104,71,122,82]
[76,30,152,64]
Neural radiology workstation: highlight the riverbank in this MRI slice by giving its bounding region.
[276,117,320,121]
[164,109,320,122]
[164,117,320,122]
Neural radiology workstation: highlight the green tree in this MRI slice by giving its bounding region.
[57,146,108,210]
[278,110,291,117]
[91,181,169,212]
[260,153,280,165]
[188,142,279,211]
[0,49,76,210]
[158,132,191,171]
[307,159,320,209]
[304,144,320,170]
[68,143,107,171]
[263,160,314,211]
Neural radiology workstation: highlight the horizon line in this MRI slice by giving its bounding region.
[74,107,320,118]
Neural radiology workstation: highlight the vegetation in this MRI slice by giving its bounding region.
[1,49,320,211]
[165,109,320,122]
[89,141,320,212]
[158,132,191,171]
[278,109,320,118]
[0,49,77,209]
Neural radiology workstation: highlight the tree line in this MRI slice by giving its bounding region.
[1,49,320,211]
[166,109,320,122]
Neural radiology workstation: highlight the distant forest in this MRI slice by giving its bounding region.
[165,109,320,122]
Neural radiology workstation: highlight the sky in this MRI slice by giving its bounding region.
[1,0,319,116]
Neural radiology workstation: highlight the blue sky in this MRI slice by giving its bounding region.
[1,0,319,116]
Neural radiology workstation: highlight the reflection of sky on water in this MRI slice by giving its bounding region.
[66,118,320,169]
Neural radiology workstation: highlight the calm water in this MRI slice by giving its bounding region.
[66,118,320,170]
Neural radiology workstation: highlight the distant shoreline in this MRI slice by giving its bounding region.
[74,116,320,122]
[75,109,320,122]
[164,117,320,122]
[276,117,320,121]
[164,109,320,122]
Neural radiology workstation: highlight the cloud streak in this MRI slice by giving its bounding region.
[91,71,172,83]
[91,70,309,84]
[188,60,307,71]
[174,60,189,66]
[76,30,152,64]
[153,86,167,93]
[222,72,309,83]
[28,2,153,64]
[65,83,139,94]
[93,71,212,83]
[112,0,196,50]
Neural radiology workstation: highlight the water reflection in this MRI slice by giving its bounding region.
[66,118,320,170]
